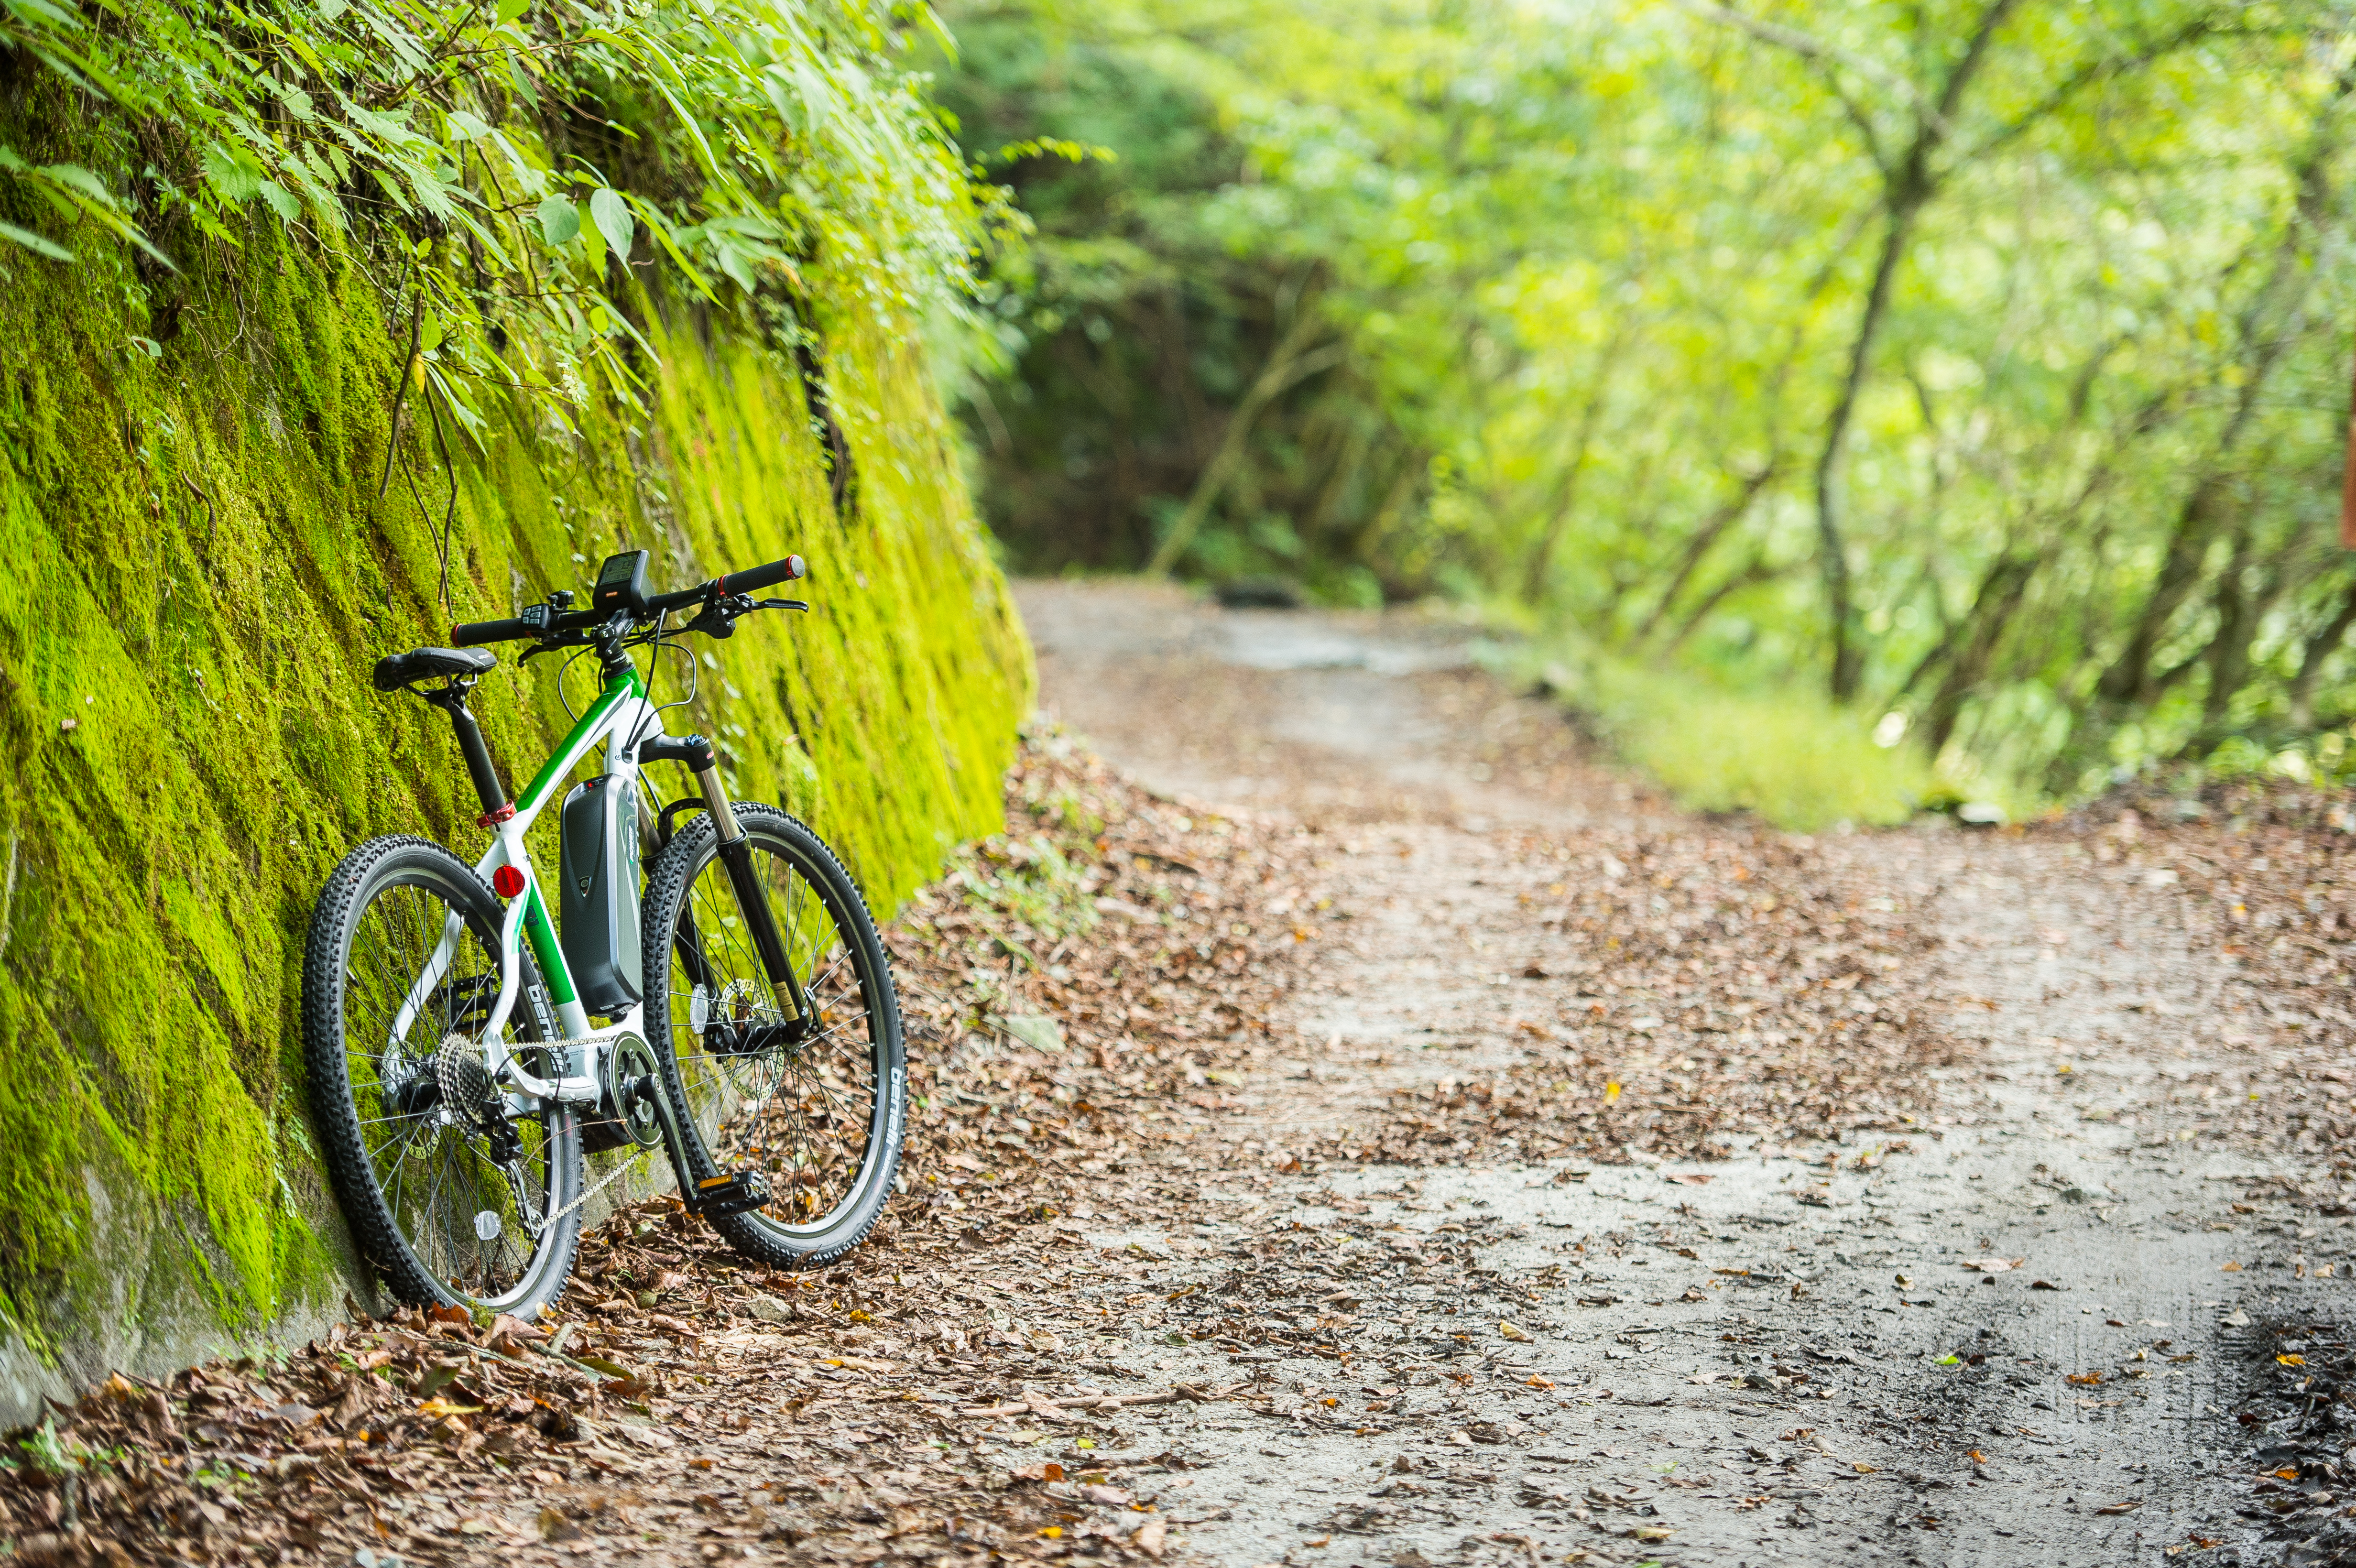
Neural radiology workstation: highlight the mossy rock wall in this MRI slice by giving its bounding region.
[0,218,1031,1418]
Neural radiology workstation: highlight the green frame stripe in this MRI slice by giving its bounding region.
[509,664,644,1008]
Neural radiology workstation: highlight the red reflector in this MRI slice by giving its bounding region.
[491,864,526,899]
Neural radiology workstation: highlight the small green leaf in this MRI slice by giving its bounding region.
[589,186,633,262]
[536,193,578,247]
[200,143,262,201]
[257,179,300,221]
[0,220,72,262]
[38,161,117,207]
[444,109,492,141]
[494,0,528,23]
[712,238,754,292]
[127,334,160,357]
[1935,1354,1961,1366]
[411,1362,461,1398]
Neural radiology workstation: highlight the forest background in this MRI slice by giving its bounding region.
[931,0,2356,826]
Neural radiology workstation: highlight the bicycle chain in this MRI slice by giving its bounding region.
[532,1137,660,1230]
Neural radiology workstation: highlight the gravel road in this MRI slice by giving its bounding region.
[1014,577,2347,1568]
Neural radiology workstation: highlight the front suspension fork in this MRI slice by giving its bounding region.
[644,735,813,1036]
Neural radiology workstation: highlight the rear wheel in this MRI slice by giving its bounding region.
[640,806,905,1268]
[302,836,582,1315]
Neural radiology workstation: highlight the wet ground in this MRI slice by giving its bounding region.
[1011,577,2349,1568]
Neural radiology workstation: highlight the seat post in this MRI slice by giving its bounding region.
[422,684,511,823]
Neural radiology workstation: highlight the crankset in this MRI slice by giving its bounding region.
[596,1029,773,1218]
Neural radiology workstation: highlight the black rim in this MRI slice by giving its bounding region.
[665,834,888,1235]
[339,871,559,1306]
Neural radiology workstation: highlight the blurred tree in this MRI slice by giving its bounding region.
[938,0,2356,795]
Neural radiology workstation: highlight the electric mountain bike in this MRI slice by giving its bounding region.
[302,548,906,1316]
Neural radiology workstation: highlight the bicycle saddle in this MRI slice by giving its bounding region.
[372,646,497,691]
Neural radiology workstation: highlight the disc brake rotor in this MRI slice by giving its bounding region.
[700,978,785,1056]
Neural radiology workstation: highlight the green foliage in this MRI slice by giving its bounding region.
[943,0,2356,804]
[1,0,998,435]
[1588,672,1930,835]
[927,8,1411,598]
[0,64,1028,1360]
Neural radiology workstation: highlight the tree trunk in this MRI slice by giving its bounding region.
[1812,196,1920,703]
[1807,0,2021,703]
[1663,553,1792,653]
[1147,307,1341,576]
[1636,463,1778,644]
[2291,575,2356,731]
[2096,62,2354,704]
[1919,552,2040,755]
[2199,524,2262,732]
[1521,330,1629,602]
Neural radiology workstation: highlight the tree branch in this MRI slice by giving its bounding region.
[1673,0,1944,140]
[1959,16,2286,165]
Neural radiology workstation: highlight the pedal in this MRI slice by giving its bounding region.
[687,1170,771,1218]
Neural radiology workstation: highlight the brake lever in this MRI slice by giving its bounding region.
[519,635,579,664]
[759,599,810,613]
[680,592,752,641]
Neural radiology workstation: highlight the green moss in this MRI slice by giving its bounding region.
[0,152,1028,1361]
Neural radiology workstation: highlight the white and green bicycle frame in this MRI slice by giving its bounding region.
[390,665,658,1114]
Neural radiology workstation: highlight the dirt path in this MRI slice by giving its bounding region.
[1016,578,2347,1568]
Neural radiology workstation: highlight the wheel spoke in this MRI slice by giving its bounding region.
[321,862,568,1309]
[655,822,898,1243]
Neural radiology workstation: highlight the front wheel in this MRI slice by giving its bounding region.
[640,806,906,1268]
[302,835,583,1315]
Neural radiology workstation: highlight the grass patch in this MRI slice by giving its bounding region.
[1500,647,1931,832]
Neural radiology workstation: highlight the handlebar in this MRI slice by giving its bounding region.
[450,614,553,648]
[448,555,807,647]
[718,556,807,596]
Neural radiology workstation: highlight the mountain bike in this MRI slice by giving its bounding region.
[302,549,906,1317]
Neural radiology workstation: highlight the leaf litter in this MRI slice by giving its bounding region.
[0,732,1331,1568]
[33,703,2356,1563]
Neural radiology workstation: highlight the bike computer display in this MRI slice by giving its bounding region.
[593,550,651,617]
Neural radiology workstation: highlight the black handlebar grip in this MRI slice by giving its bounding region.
[449,616,535,647]
[720,555,806,595]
